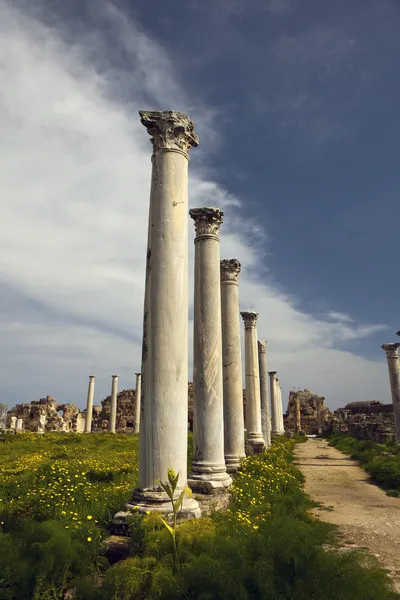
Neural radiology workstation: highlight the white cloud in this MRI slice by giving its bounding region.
[0,0,391,413]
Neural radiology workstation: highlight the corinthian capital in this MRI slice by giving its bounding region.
[381,343,400,359]
[268,371,277,378]
[220,259,241,283]
[240,311,258,329]
[258,340,267,353]
[139,110,199,157]
[189,207,224,238]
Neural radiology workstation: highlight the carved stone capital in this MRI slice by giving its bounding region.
[240,311,258,329]
[139,110,199,157]
[268,371,277,378]
[258,340,267,353]
[220,259,241,283]
[111,375,119,379]
[189,207,224,238]
[381,343,400,359]
[89,375,95,380]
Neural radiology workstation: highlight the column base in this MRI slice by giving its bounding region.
[246,438,265,455]
[188,463,232,494]
[111,487,201,535]
[224,454,242,473]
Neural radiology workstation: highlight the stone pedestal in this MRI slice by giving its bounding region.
[85,376,95,433]
[115,110,201,522]
[10,416,17,431]
[381,343,400,444]
[240,312,265,452]
[220,259,245,471]
[133,373,141,435]
[188,208,231,491]
[258,340,271,448]
[109,375,118,433]
[269,371,280,435]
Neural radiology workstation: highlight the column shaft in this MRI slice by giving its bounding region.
[188,208,231,490]
[269,371,280,435]
[85,376,95,433]
[295,397,301,433]
[381,344,400,443]
[134,373,141,434]
[258,340,271,448]
[276,379,285,434]
[221,259,245,470]
[241,312,265,452]
[109,375,118,433]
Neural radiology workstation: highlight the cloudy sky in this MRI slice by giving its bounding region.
[1,0,399,412]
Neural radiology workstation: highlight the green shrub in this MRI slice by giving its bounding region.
[329,434,400,494]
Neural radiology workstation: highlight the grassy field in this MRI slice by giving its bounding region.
[0,432,398,599]
[328,433,400,496]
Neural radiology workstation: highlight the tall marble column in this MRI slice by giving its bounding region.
[381,343,400,443]
[133,372,141,435]
[240,312,265,452]
[109,375,118,433]
[85,376,95,433]
[258,340,271,448]
[188,208,231,491]
[276,378,285,434]
[220,259,245,470]
[120,110,200,520]
[269,371,280,435]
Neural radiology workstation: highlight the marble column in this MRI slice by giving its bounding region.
[220,259,245,470]
[109,375,118,433]
[85,376,95,433]
[10,416,17,431]
[269,371,280,435]
[258,340,271,448]
[118,110,200,521]
[188,208,231,491]
[16,418,23,432]
[381,343,400,443]
[295,397,301,433]
[133,372,141,435]
[240,312,265,452]
[276,378,285,434]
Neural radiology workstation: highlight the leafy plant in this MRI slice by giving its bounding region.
[159,468,185,554]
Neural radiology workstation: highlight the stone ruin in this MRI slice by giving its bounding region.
[284,389,333,435]
[93,389,137,432]
[331,401,395,443]
[6,396,85,433]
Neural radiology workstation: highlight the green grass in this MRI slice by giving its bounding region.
[328,433,400,496]
[0,433,398,599]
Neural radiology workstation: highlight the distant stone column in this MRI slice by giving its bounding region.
[240,312,265,452]
[85,376,95,433]
[10,416,17,431]
[188,208,231,491]
[116,110,200,522]
[220,259,245,472]
[133,373,141,434]
[276,378,285,434]
[16,418,23,432]
[258,340,271,447]
[109,375,119,433]
[381,343,400,443]
[295,397,301,433]
[269,371,280,435]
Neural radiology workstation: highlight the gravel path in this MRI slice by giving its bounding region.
[294,438,400,592]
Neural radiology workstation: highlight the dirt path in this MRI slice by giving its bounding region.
[294,438,400,592]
